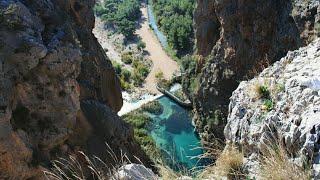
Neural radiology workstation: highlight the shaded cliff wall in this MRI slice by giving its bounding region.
[0,0,149,179]
[189,0,319,145]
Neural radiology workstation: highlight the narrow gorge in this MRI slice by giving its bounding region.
[0,0,319,179]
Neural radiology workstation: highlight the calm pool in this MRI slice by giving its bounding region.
[147,96,209,171]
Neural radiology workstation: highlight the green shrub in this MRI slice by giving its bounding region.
[132,72,144,86]
[132,60,150,86]
[258,85,271,99]
[121,69,132,82]
[112,61,122,75]
[123,112,151,129]
[137,40,146,51]
[141,101,163,115]
[173,89,188,102]
[133,60,149,77]
[120,78,131,91]
[155,71,164,81]
[276,83,285,92]
[121,52,134,64]
[263,99,274,111]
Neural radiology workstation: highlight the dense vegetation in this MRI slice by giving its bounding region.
[181,55,200,96]
[141,101,163,115]
[94,0,141,38]
[122,109,161,160]
[112,51,150,91]
[151,0,195,56]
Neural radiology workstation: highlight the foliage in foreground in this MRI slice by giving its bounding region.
[44,140,312,180]
[44,144,130,180]
[199,145,244,179]
[259,141,311,180]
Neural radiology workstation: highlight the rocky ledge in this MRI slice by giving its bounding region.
[188,0,319,146]
[225,38,320,178]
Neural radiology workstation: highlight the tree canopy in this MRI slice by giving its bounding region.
[152,0,195,56]
[94,0,141,39]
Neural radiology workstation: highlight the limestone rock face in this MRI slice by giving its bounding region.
[225,39,320,177]
[115,164,158,180]
[189,0,320,145]
[0,0,143,179]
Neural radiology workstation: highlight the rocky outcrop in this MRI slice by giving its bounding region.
[0,0,146,179]
[225,39,320,178]
[114,164,158,180]
[189,0,319,145]
[292,0,320,44]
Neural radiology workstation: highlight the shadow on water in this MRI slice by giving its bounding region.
[147,96,211,173]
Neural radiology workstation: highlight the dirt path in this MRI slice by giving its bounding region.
[136,4,179,94]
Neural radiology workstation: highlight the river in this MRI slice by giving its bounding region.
[147,96,209,171]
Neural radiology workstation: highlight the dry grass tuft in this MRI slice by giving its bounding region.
[199,145,244,179]
[43,144,131,180]
[259,142,311,180]
[156,164,181,180]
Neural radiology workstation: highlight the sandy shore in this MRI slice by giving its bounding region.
[136,5,179,94]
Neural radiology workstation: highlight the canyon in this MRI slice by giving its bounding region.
[0,0,319,179]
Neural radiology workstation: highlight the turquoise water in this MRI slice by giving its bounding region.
[148,96,208,171]
[147,4,168,48]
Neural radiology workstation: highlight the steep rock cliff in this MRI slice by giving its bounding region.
[189,0,319,145]
[0,0,148,179]
[225,38,320,178]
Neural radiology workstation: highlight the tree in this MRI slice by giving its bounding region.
[137,40,146,51]
[151,0,195,55]
[94,0,141,39]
